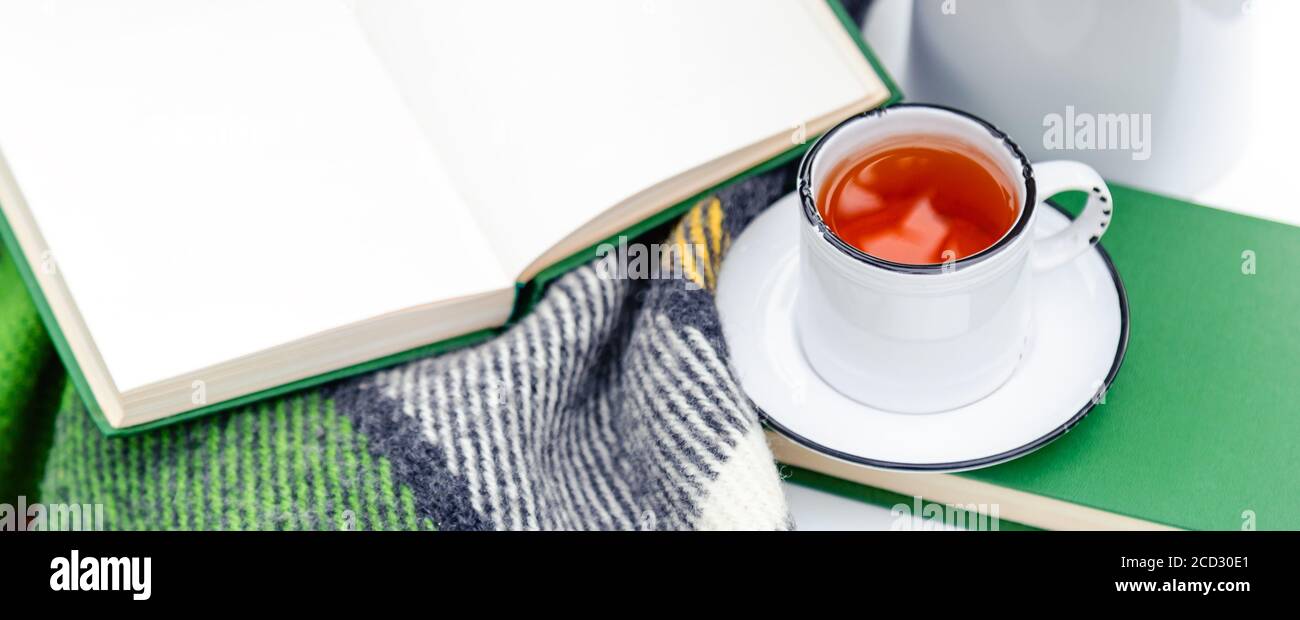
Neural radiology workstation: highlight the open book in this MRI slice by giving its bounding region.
[0,0,893,431]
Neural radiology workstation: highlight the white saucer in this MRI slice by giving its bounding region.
[717,193,1129,473]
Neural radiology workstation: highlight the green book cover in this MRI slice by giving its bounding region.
[784,184,1300,531]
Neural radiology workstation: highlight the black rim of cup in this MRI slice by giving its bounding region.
[797,102,1038,275]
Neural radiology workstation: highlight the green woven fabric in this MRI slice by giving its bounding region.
[1,246,439,531]
[38,388,437,531]
[0,248,62,502]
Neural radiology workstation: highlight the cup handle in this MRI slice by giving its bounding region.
[1029,160,1113,272]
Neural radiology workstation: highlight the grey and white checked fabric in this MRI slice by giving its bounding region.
[334,165,800,530]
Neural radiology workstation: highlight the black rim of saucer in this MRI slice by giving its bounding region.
[759,200,1131,473]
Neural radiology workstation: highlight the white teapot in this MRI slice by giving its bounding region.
[867,0,1253,195]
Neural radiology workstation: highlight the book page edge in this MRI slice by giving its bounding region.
[115,286,515,427]
[802,0,892,99]
[516,92,888,283]
[0,149,127,428]
[769,431,1182,531]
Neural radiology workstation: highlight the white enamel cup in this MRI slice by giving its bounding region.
[796,104,1113,413]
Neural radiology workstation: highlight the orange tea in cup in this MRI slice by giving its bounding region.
[818,141,1019,265]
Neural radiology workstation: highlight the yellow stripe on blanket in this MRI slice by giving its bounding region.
[662,197,729,292]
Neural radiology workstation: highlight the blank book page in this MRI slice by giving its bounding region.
[354,0,881,278]
[0,0,508,391]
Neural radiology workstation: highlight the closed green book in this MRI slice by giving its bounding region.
[778,184,1300,531]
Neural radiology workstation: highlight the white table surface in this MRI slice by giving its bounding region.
[785,0,1299,530]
